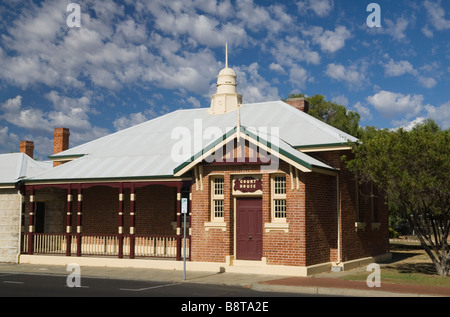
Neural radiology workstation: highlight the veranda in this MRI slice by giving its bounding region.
[20,180,191,260]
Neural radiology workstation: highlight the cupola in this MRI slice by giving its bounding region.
[209,44,242,115]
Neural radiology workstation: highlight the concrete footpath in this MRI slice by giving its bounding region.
[0,262,449,297]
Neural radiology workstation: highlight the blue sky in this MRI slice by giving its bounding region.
[0,0,449,160]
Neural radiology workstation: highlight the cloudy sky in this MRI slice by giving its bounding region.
[0,0,449,159]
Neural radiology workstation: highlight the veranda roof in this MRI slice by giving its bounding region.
[0,153,52,186]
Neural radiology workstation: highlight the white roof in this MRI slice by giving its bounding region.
[0,153,52,186]
[27,101,357,182]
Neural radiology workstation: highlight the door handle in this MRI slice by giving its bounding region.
[249,235,252,240]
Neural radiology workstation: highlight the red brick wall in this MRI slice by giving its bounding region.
[190,160,307,265]
[304,171,337,266]
[70,185,177,235]
[309,150,389,263]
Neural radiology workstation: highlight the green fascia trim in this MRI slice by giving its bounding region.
[48,154,85,159]
[295,142,353,149]
[173,125,336,175]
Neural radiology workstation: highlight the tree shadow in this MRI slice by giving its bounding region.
[383,242,437,275]
[390,262,437,275]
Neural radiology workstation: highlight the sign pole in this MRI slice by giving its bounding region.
[181,198,188,280]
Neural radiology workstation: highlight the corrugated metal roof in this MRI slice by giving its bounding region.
[28,101,357,182]
[0,153,52,185]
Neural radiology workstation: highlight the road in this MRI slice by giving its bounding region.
[0,271,333,313]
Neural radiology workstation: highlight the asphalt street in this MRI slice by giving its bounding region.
[0,271,336,314]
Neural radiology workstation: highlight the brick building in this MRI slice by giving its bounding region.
[6,53,390,275]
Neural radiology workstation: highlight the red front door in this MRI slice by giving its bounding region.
[236,198,263,260]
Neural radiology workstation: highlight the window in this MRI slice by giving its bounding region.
[271,175,286,222]
[211,176,224,221]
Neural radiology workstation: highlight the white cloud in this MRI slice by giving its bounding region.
[366,90,424,119]
[148,0,248,47]
[417,76,437,89]
[383,59,437,88]
[353,102,372,122]
[392,117,427,131]
[0,96,52,132]
[234,63,279,103]
[384,59,417,77]
[421,25,434,37]
[332,95,348,106]
[270,36,320,66]
[303,25,351,53]
[384,17,409,41]
[425,101,450,129]
[113,112,150,131]
[187,96,202,108]
[0,126,20,152]
[367,16,409,42]
[325,62,368,89]
[269,63,286,74]
[297,0,334,17]
[423,0,450,31]
[289,65,312,90]
[236,0,293,35]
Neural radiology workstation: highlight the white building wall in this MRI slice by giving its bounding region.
[0,188,22,263]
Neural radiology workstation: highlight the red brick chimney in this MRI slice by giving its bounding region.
[286,97,309,113]
[19,140,34,159]
[53,128,70,167]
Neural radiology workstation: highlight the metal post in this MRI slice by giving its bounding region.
[181,197,188,280]
[183,211,187,280]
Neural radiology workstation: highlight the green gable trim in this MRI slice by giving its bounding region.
[173,125,336,176]
[295,142,353,149]
[48,154,86,160]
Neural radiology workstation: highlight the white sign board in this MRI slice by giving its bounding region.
[181,198,188,214]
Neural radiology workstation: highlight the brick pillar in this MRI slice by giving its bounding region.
[53,128,70,167]
[176,183,182,261]
[19,141,34,158]
[129,184,135,259]
[76,186,83,257]
[285,98,309,113]
[118,183,124,259]
[28,187,35,255]
[66,185,72,256]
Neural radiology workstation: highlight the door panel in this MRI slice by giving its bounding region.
[236,198,262,260]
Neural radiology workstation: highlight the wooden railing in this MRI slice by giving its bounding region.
[21,233,190,260]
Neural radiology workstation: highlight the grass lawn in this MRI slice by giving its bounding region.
[341,239,450,288]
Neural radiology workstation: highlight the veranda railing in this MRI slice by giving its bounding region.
[21,233,190,260]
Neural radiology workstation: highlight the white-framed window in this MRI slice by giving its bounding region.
[271,175,287,222]
[211,176,224,221]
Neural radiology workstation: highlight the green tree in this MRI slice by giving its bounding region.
[345,120,450,276]
[287,93,362,138]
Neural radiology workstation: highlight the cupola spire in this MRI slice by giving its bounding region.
[209,43,242,115]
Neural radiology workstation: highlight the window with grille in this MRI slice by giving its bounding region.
[274,199,286,219]
[272,175,287,222]
[211,176,224,221]
[274,176,286,195]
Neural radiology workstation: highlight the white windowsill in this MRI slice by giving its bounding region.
[204,221,227,231]
[264,222,289,233]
